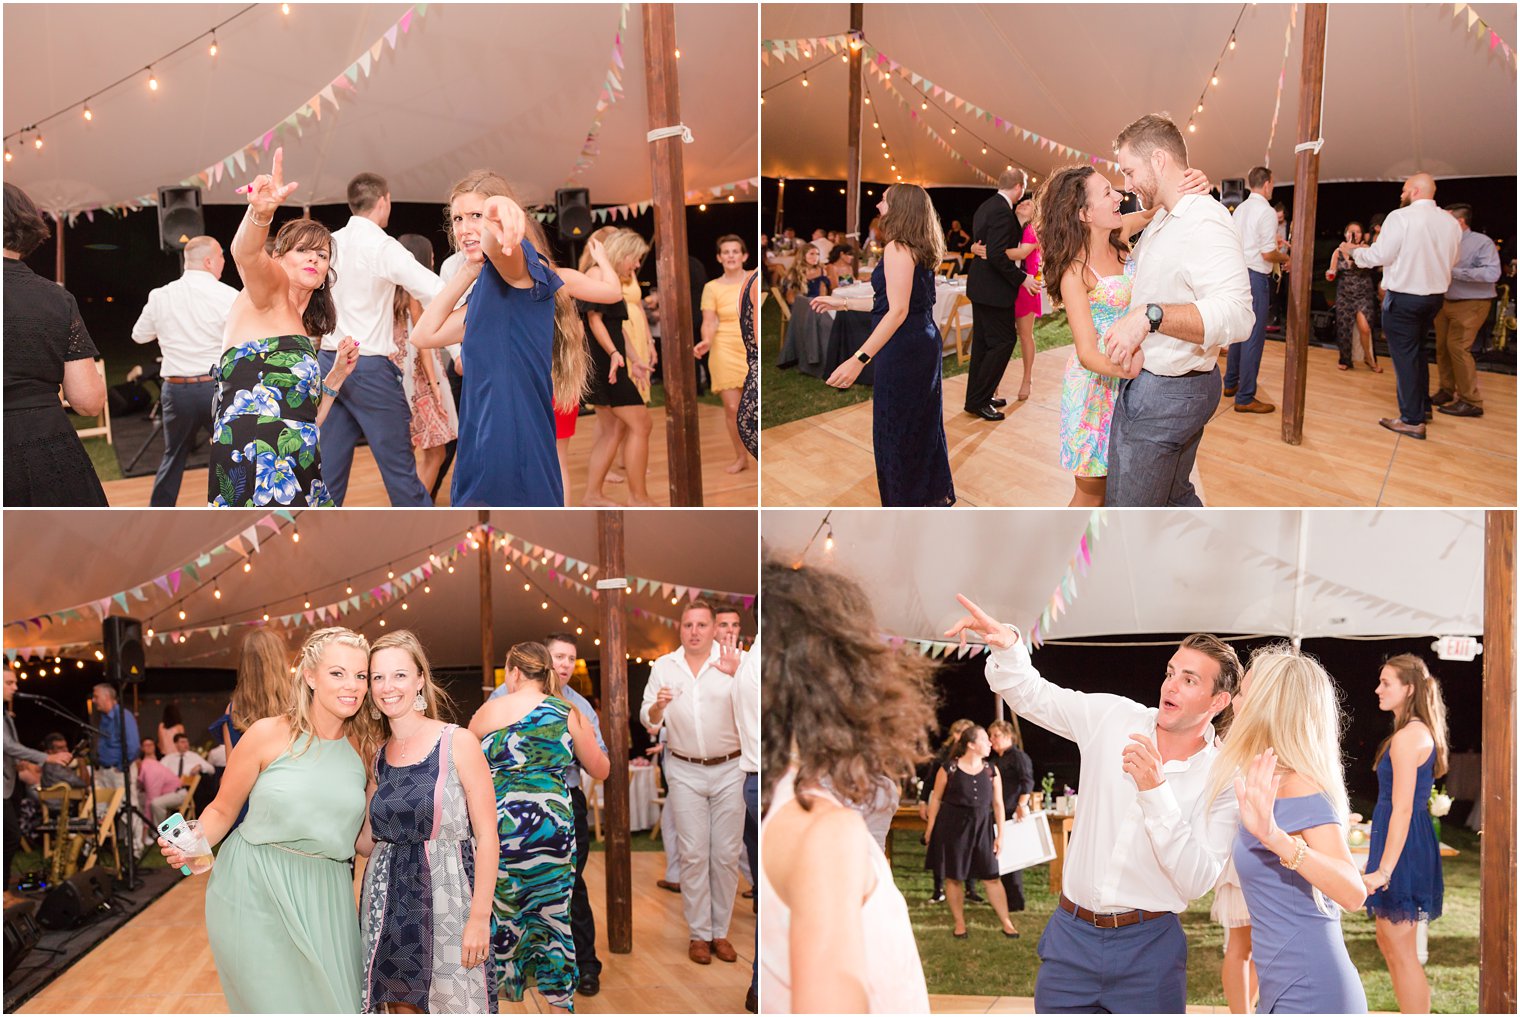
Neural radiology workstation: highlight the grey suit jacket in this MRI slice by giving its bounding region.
[5,709,48,799]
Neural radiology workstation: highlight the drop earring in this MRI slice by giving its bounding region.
[369,702,381,720]
[413,691,426,712]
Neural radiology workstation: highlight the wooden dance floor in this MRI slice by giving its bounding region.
[761,343,1516,507]
[927,995,1395,1013]
[100,402,757,508]
[18,852,755,1014]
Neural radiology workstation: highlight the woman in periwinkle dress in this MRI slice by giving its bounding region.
[1364,654,1448,1014]
[408,170,622,506]
[1211,645,1370,1014]
[816,183,954,506]
[158,627,379,1013]
[359,630,500,1013]
[469,642,609,1012]
[1036,165,1213,508]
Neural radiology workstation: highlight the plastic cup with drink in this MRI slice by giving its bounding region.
[158,813,214,875]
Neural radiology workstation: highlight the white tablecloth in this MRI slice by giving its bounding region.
[828,277,967,332]
[594,764,662,832]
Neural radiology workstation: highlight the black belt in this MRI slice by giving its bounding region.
[668,749,742,767]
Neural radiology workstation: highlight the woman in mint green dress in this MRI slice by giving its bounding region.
[469,642,608,1012]
[159,627,380,1013]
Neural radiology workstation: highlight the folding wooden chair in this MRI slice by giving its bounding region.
[769,285,792,349]
[179,772,202,822]
[944,294,974,363]
[586,776,604,842]
[63,359,112,445]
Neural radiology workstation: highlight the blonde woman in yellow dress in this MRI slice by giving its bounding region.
[697,234,754,474]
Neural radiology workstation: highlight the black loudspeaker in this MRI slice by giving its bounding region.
[102,616,145,685]
[555,187,594,241]
[3,900,40,976]
[35,868,114,930]
[1219,178,1247,211]
[156,186,205,254]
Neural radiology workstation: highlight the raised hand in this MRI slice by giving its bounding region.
[482,195,527,256]
[238,146,299,216]
[326,336,360,385]
[715,633,742,676]
[1233,748,1283,845]
[942,593,1018,650]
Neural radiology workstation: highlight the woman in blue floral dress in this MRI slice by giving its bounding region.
[468,642,608,1012]
[210,147,358,507]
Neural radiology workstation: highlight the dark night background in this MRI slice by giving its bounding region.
[20,196,759,379]
[923,635,1482,820]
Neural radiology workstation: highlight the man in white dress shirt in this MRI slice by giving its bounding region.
[319,172,444,505]
[1339,174,1461,439]
[640,600,746,967]
[158,732,215,780]
[1224,167,1291,415]
[1102,114,1255,506]
[946,594,1241,1013]
[130,236,239,506]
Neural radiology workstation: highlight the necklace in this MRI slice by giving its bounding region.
[390,722,433,763]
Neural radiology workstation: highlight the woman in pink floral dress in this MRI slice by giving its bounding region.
[392,235,458,496]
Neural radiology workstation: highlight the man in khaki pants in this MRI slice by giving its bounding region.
[1432,203,1501,419]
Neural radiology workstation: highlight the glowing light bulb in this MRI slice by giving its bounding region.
[148,71,159,91]
[178,609,187,620]
[1211,75,1219,86]
[291,530,300,543]
[1189,123,1197,133]
[243,562,252,573]
[214,588,222,600]
[209,36,218,56]
[83,106,93,121]
[33,135,43,150]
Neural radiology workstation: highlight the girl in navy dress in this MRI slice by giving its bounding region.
[1213,646,1369,1014]
[1365,654,1448,1014]
[409,170,621,506]
[815,183,954,506]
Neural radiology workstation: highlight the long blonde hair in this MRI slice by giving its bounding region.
[368,629,456,728]
[1208,643,1350,826]
[446,170,588,411]
[1375,653,1450,778]
[230,628,292,731]
[288,627,380,762]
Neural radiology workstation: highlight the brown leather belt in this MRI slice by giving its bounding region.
[668,749,742,767]
[1059,894,1171,929]
[164,375,215,384]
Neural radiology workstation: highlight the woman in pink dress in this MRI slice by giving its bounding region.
[1011,194,1042,402]
[392,234,458,496]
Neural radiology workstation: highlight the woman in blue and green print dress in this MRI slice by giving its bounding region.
[469,642,609,1012]
[209,146,358,507]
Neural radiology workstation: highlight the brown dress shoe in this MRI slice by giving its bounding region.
[689,939,713,964]
[657,879,682,893]
[1222,385,1238,398]
[1430,388,1456,406]
[711,938,739,962]
[1379,417,1427,440]
[1233,398,1276,414]
[1438,399,1484,418]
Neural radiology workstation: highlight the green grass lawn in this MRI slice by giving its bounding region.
[760,299,1076,430]
[893,823,1480,1011]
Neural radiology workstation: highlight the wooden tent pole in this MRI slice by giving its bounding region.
[597,510,633,952]
[643,3,703,506]
[1480,509,1515,1013]
[53,212,65,285]
[844,3,864,246]
[1281,3,1327,445]
[478,510,494,701]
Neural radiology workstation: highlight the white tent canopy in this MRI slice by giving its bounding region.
[4,3,758,215]
[762,509,1484,643]
[3,510,758,670]
[761,3,1517,186]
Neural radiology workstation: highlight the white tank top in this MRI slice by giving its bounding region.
[759,769,930,1013]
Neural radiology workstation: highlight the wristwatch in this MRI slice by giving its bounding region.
[1145,303,1164,333]
[855,349,873,365]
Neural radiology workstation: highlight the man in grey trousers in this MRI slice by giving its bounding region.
[1101,114,1255,506]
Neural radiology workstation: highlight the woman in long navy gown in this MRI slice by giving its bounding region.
[816,183,954,506]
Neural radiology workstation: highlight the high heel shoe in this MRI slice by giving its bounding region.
[1003,929,1020,939]
[953,929,968,939]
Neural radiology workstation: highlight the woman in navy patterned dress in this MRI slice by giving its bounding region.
[469,643,609,1012]
[359,631,499,1013]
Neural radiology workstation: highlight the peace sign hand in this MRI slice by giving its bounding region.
[237,146,299,217]
[942,593,1018,651]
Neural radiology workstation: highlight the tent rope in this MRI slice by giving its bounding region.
[646,124,694,144]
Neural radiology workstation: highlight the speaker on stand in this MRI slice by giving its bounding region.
[555,188,594,244]
[156,186,205,255]
[35,868,115,931]
[1219,178,1247,211]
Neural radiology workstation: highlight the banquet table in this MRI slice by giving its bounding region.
[776,277,968,381]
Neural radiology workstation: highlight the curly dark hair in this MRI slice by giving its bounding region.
[761,557,939,812]
[4,182,52,258]
[1034,166,1128,310]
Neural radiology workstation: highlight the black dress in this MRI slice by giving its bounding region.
[580,296,643,407]
[925,761,999,882]
[870,260,954,506]
[738,270,758,459]
[1333,261,1379,368]
[990,747,1034,910]
[3,258,109,506]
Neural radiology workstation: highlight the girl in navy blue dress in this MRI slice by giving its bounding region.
[409,171,621,506]
[1364,654,1448,1014]
[816,183,954,506]
[1214,646,1370,1014]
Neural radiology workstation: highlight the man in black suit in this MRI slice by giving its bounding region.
[965,168,1029,420]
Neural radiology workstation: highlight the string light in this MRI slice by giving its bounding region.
[33,135,43,150]
[541,601,549,610]
[213,585,222,600]
[147,628,155,639]
[674,47,681,59]
[95,650,105,661]
[387,570,395,579]
[801,74,809,87]
[3,148,11,163]
[575,626,584,635]
[178,609,187,620]
[1211,75,1219,86]
[400,602,408,611]
[303,598,311,609]
[147,68,159,91]
[209,34,219,56]
[561,615,570,624]
[76,661,84,669]
[1229,36,1236,50]
[291,529,300,544]
[244,562,253,573]
[281,2,290,13]
[346,585,353,595]
[82,105,93,121]
[423,585,431,594]
[378,618,386,627]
